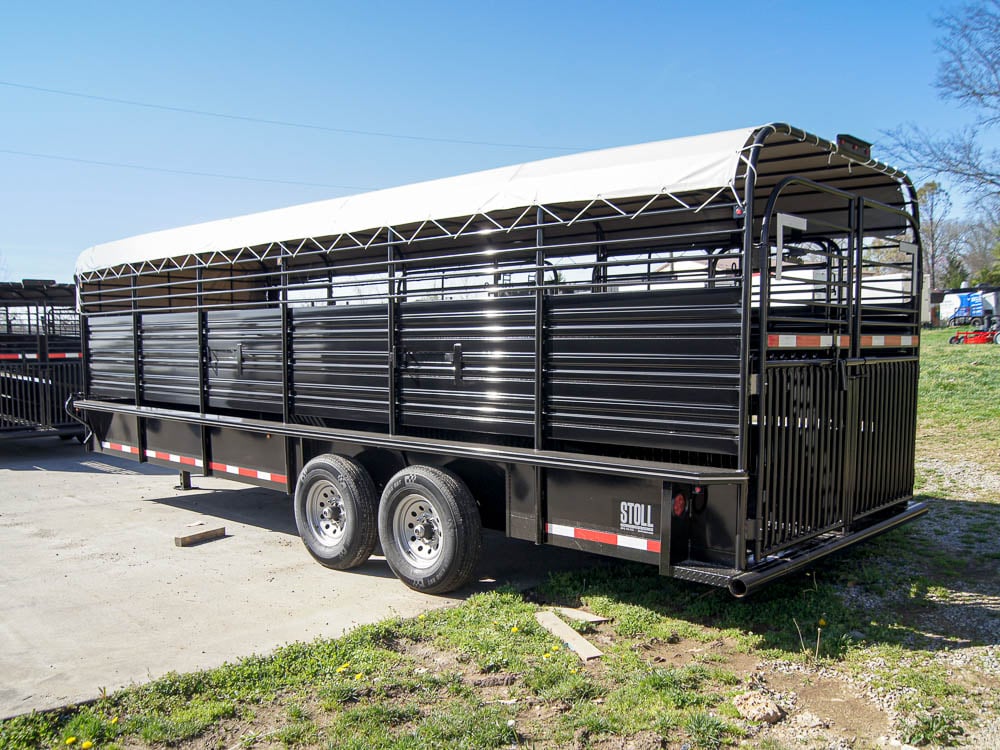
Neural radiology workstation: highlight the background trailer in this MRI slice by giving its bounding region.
[0,280,84,441]
[73,123,927,595]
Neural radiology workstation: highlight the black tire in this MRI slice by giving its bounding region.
[293,454,378,570]
[994,331,1000,345]
[378,465,482,594]
[971,317,984,328]
[948,335,961,344]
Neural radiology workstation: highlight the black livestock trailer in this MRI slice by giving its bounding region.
[73,123,927,595]
[1,280,84,441]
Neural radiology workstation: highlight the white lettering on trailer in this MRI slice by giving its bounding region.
[619,501,654,534]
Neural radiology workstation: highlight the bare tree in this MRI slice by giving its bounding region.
[959,211,1000,279]
[917,182,953,289]
[885,0,1000,193]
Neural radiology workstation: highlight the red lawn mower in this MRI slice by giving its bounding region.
[949,322,1000,345]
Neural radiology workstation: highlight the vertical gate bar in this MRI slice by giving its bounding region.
[908,361,918,495]
[196,267,211,473]
[790,369,799,541]
[773,369,781,550]
[822,366,832,529]
[768,369,778,553]
[809,366,819,533]
[876,363,886,510]
[861,364,871,515]
[779,368,791,546]
[280,258,291,425]
[387,229,399,436]
[808,368,816,530]
[534,208,545,451]
[131,271,146,463]
[534,208,546,545]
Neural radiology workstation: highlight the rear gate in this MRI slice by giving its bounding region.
[754,186,920,561]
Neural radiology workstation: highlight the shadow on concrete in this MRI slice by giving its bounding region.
[141,479,604,595]
[0,437,175,476]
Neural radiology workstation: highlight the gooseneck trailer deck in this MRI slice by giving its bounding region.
[73,123,926,595]
[1,280,84,441]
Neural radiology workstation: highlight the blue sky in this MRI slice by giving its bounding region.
[0,0,980,282]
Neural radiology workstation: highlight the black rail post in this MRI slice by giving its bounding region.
[130,272,146,463]
[388,228,400,436]
[534,207,546,544]
[196,266,211,472]
[280,254,296,493]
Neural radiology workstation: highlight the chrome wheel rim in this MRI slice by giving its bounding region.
[392,493,443,569]
[306,479,346,545]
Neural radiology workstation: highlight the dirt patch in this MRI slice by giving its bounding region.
[766,669,891,739]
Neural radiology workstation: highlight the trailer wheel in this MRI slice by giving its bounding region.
[293,454,378,570]
[378,466,482,594]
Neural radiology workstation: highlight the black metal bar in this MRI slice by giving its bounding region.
[729,501,928,597]
[534,208,545,451]
[388,228,400,436]
[75,398,748,485]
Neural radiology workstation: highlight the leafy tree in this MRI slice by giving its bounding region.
[941,255,970,288]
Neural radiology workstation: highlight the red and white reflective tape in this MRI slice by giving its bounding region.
[100,440,139,455]
[859,335,918,347]
[767,334,918,349]
[0,351,82,360]
[546,523,661,554]
[102,442,279,483]
[209,461,287,484]
[144,448,203,468]
[767,334,847,349]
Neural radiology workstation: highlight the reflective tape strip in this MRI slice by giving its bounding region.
[859,335,917,347]
[767,334,917,349]
[767,334,848,349]
[0,352,82,360]
[546,523,661,554]
[144,448,203,468]
[209,461,286,484]
[100,440,139,455]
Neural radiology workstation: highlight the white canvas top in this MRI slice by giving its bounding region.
[76,126,757,275]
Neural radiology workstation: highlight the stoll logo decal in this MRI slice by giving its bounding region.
[619,501,654,534]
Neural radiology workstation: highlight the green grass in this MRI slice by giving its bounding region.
[1,331,996,748]
[916,327,1000,461]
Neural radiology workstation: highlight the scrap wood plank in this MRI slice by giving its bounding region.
[174,527,226,547]
[534,610,603,661]
[553,606,609,624]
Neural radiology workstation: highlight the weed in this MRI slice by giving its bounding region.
[684,711,730,750]
[127,699,235,743]
[899,711,964,747]
[269,719,318,747]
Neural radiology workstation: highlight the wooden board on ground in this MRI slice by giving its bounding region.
[534,610,603,661]
[553,606,610,624]
[174,527,226,547]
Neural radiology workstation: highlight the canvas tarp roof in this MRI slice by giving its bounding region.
[75,127,756,276]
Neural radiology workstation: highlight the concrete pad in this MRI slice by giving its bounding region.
[0,438,597,718]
